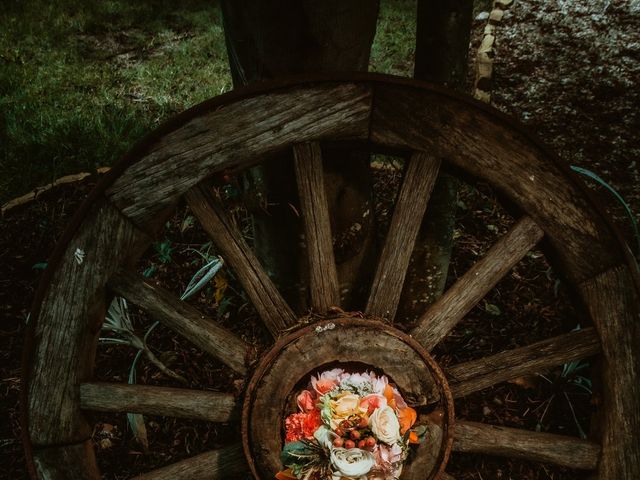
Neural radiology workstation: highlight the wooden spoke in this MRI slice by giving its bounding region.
[448,327,600,398]
[32,441,100,479]
[133,443,249,479]
[411,216,544,350]
[109,271,249,375]
[366,152,441,320]
[293,142,340,311]
[453,420,600,470]
[186,184,296,337]
[80,383,237,422]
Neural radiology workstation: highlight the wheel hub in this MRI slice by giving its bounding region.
[242,318,455,479]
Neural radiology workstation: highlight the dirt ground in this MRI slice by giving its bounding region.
[1,0,639,479]
[492,0,640,242]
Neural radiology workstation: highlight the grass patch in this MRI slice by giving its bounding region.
[1,0,231,202]
[370,0,416,76]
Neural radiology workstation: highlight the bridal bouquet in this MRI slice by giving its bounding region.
[276,369,422,480]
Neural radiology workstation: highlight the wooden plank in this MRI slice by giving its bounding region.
[107,83,372,229]
[186,184,296,337]
[453,420,600,470]
[80,383,238,422]
[366,152,440,319]
[134,443,249,480]
[370,83,623,282]
[293,142,340,311]
[32,441,101,479]
[448,327,600,398]
[109,270,249,375]
[578,266,640,480]
[27,201,149,446]
[411,216,544,350]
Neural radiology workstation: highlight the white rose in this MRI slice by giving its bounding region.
[369,406,401,444]
[331,447,375,478]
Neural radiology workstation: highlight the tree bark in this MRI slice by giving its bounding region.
[398,0,474,325]
[220,0,380,311]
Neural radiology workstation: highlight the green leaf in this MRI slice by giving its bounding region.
[571,165,640,260]
[142,265,157,278]
[484,302,501,316]
[281,441,315,465]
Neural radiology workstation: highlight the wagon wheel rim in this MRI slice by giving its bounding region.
[22,73,640,480]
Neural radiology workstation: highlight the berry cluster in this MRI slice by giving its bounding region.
[331,416,377,450]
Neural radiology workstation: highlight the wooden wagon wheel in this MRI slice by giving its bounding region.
[23,74,640,480]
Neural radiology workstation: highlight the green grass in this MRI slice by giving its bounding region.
[370,0,416,76]
[0,0,231,202]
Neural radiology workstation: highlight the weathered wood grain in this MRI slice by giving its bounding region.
[107,83,372,229]
[293,142,340,312]
[411,216,543,351]
[133,443,249,479]
[32,441,101,480]
[366,152,440,320]
[27,201,148,446]
[578,266,640,480]
[186,184,296,336]
[80,382,238,422]
[109,270,249,375]
[448,327,600,398]
[370,83,623,282]
[453,420,600,470]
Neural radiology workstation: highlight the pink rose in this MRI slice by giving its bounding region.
[311,368,343,394]
[297,390,316,412]
[360,394,387,413]
[373,443,404,471]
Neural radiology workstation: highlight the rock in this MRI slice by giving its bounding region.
[476,11,490,21]
[495,0,514,9]
[490,9,505,25]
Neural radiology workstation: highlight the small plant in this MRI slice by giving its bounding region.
[535,325,592,439]
[153,239,174,264]
[571,165,640,263]
[100,255,225,447]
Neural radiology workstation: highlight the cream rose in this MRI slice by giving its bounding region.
[369,406,401,444]
[329,393,365,428]
[334,393,361,417]
[330,447,375,478]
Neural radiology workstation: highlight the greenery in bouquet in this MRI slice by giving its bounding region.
[277,369,424,480]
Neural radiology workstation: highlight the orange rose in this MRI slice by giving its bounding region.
[383,384,397,410]
[398,407,417,434]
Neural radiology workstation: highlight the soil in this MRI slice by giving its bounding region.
[1,1,639,479]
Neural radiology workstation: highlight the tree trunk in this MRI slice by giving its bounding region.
[398,0,474,325]
[220,0,380,311]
